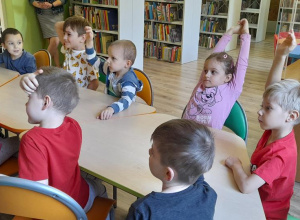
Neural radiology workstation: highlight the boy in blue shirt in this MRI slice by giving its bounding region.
[85,26,143,120]
[0,28,36,75]
[126,119,217,220]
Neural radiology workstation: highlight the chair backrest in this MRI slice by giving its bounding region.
[133,68,154,106]
[224,101,248,143]
[33,49,51,69]
[181,100,248,142]
[0,176,87,220]
[274,34,278,54]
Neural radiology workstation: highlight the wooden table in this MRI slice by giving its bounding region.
[282,59,300,81]
[0,77,156,133]
[0,67,19,87]
[79,113,265,220]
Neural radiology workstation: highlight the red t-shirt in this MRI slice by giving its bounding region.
[251,130,297,220]
[19,116,89,208]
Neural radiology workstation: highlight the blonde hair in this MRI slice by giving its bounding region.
[264,79,300,125]
[110,40,136,65]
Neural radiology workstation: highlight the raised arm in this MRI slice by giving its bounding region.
[20,69,43,94]
[266,31,297,89]
[55,21,65,46]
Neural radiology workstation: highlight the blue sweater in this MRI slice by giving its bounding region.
[126,175,217,220]
[86,47,143,113]
[0,50,36,75]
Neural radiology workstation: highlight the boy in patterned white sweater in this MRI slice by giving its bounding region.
[55,16,99,90]
[85,26,143,120]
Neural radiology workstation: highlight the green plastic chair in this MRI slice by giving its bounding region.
[288,214,300,220]
[182,100,248,143]
[224,101,248,143]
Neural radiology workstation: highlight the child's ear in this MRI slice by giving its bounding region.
[1,43,5,49]
[125,60,132,68]
[287,110,299,123]
[81,34,87,43]
[224,74,232,83]
[165,167,175,182]
[42,95,52,110]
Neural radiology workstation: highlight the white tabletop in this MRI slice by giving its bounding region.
[0,67,19,87]
[79,113,265,220]
[0,77,156,133]
[69,87,156,124]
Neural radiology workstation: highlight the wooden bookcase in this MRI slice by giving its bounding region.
[70,0,144,70]
[240,0,270,42]
[276,0,300,35]
[199,0,241,51]
[144,0,201,64]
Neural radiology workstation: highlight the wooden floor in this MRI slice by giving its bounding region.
[110,34,300,219]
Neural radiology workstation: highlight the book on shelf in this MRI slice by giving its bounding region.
[145,2,180,22]
[94,32,117,54]
[144,41,181,62]
[199,34,220,48]
[74,6,118,31]
[77,0,118,5]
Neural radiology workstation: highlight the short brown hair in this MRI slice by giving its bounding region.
[2,28,23,43]
[35,67,79,115]
[110,40,136,65]
[63,15,90,36]
[151,119,215,184]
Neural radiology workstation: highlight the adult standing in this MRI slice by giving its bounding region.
[29,0,67,67]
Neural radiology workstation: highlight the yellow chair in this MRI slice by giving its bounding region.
[0,157,18,176]
[0,176,115,220]
[33,49,51,69]
[133,68,154,106]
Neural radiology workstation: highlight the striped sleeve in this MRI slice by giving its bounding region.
[110,82,137,113]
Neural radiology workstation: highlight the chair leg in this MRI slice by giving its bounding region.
[113,186,117,208]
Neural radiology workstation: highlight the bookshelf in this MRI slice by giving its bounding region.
[144,0,201,64]
[276,0,300,34]
[240,0,270,42]
[70,0,144,69]
[199,0,241,51]
[0,0,5,54]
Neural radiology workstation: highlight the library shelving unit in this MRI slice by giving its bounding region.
[70,0,144,69]
[144,0,201,64]
[276,0,300,34]
[240,0,270,42]
[199,0,241,51]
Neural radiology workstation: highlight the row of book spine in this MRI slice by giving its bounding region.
[201,1,228,15]
[144,2,181,22]
[74,5,118,31]
[94,32,117,54]
[200,18,226,32]
[81,0,118,6]
[199,34,220,48]
[144,22,182,43]
[144,41,181,62]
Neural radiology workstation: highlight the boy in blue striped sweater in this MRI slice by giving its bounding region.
[85,27,143,120]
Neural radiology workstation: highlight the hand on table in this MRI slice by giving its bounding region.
[97,107,114,120]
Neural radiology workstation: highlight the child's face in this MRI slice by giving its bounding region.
[149,142,166,181]
[201,58,232,88]
[106,45,129,76]
[25,92,44,124]
[63,26,85,50]
[257,97,290,130]
[2,34,23,60]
